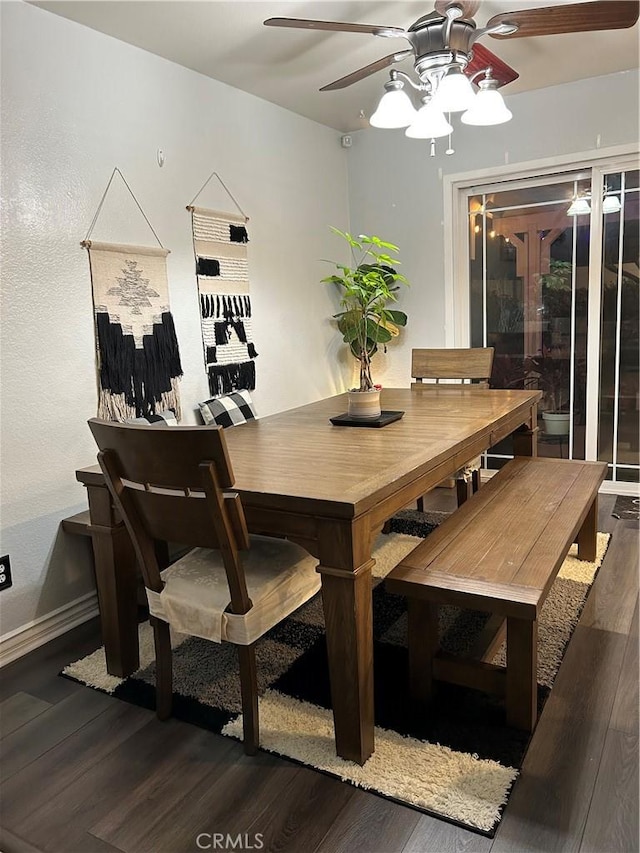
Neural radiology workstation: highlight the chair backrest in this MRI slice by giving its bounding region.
[411,347,495,387]
[88,419,252,613]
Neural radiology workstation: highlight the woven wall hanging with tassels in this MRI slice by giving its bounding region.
[187,172,258,396]
[82,168,183,421]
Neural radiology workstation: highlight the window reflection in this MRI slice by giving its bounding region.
[468,171,638,483]
[598,174,639,483]
[469,180,588,464]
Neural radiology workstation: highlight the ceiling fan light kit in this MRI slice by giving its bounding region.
[567,188,623,216]
[567,195,592,216]
[380,64,511,142]
[602,194,623,214]
[369,78,418,128]
[460,75,513,125]
[405,97,453,139]
[430,65,477,113]
[265,1,639,155]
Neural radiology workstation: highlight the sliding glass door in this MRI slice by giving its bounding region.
[464,163,639,488]
[597,168,639,484]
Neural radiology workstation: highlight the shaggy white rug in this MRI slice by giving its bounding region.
[63,529,611,835]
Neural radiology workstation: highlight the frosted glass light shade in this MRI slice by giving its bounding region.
[370,89,417,128]
[461,86,512,126]
[602,194,622,213]
[405,100,452,138]
[432,67,476,113]
[567,196,591,216]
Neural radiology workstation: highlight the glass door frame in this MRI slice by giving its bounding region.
[443,143,639,496]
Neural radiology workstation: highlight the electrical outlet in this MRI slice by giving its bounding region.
[0,555,12,591]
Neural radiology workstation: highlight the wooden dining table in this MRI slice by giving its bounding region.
[76,386,541,765]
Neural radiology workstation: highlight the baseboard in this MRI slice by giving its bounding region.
[0,591,99,668]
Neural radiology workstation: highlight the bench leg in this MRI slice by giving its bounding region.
[408,599,439,706]
[576,497,598,563]
[506,617,538,732]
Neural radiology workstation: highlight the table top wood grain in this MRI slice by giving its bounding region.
[78,387,541,520]
[221,387,541,514]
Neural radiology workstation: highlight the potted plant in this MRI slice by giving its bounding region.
[491,348,571,435]
[322,228,408,418]
[523,347,571,435]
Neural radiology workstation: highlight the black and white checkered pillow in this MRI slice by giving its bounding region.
[127,410,177,427]
[199,390,257,428]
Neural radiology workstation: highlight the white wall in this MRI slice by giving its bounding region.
[0,1,350,639]
[347,68,640,387]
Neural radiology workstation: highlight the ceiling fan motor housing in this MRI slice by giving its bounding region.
[408,19,476,80]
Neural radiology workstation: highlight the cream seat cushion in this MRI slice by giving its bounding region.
[146,535,320,645]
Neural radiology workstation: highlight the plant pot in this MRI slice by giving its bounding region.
[347,389,381,420]
[542,411,570,436]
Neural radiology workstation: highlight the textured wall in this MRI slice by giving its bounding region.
[0,1,350,638]
[347,68,640,388]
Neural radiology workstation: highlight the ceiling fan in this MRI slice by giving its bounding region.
[264,1,639,93]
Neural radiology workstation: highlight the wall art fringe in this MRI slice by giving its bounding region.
[85,242,183,421]
[189,206,258,396]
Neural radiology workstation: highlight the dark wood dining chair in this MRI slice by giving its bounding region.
[411,347,495,507]
[88,418,321,755]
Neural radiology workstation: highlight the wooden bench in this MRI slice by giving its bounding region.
[386,456,607,731]
[61,510,171,608]
[61,510,93,537]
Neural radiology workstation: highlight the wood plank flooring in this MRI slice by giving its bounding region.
[0,492,637,853]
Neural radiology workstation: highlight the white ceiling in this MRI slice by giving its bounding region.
[33,1,640,131]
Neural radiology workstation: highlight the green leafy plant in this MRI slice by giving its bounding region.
[322,228,408,391]
[537,259,573,291]
[491,348,571,414]
[524,347,571,413]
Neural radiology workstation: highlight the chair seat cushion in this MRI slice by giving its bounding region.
[146,535,320,645]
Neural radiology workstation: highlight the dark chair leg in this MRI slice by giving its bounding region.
[471,468,480,494]
[237,644,259,755]
[151,617,172,721]
[416,496,424,513]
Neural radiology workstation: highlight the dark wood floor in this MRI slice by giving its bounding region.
[1,492,638,853]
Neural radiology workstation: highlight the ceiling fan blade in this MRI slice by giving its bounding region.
[434,1,481,20]
[264,17,406,36]
[320,50,413,91]
[487,0,639,39]
[465,43,519,86]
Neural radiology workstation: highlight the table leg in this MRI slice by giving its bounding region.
[456,476,473,506]
[576,496,598,562]
[513,403,539,457]
[86,484,139,677]
[317,518,374,765]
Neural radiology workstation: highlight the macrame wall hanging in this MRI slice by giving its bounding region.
[187,172,258,396]
[82,168,183,421]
